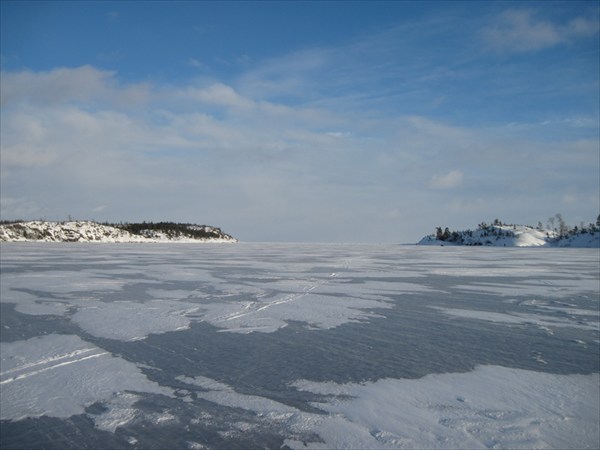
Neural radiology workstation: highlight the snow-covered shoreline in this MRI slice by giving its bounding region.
[418,223,600,248]
[0,221,237,243]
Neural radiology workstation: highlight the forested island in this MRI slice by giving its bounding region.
[0,220,237,243]
[418,214,600,247]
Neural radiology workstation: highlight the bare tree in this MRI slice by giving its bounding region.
[555,213,569,238]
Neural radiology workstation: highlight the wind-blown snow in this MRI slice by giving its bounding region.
[289,366,599,449]
[177,367,599,450]
[0,334,173,421]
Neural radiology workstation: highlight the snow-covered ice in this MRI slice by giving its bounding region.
[289,366,599,449]
[1,243,598,449]
[0,334,172,421]
[177,366,600,449]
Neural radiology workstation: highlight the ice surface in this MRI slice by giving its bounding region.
[177,375,298,415]
[1,243,598,449]
[434,307,599,331]
[454,277,599,297]
[0,334,172,421]
[1,244,401,337]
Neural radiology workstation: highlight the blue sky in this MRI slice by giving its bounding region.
[1,1,598,242]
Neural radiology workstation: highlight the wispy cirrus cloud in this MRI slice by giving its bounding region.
[482,9,599,53]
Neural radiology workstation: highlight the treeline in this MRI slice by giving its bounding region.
[435,214,600,243]
[113,222,226,240]
[0,219,229,240]
[435,218,522,243]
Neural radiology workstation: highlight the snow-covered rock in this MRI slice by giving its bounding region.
[417,224,599,248]
[0,221,237,243]
[556,231,600,248]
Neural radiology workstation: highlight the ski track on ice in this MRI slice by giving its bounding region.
[0,349,109,385]
[219,273,338,322]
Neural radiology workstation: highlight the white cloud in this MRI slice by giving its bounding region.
[566,15,600,37]
[0,65,151,107]
[429,170,464,189]
[186,83,255,110]
[187,58,208,70]
[326,131,351,138]
[0,62,597,242]
[1,66,114,105]
[482,9,599,52]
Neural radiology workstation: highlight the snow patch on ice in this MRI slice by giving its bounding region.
[71,300,200,340]
[198,292,391,334]
[92,392,141,432]
[290,366,599,449]
[0,334,173,422]
[176,367,599,449]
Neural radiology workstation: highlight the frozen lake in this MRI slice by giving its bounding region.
[1,243,598,449]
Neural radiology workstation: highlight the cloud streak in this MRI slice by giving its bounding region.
[482,9,600,53]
